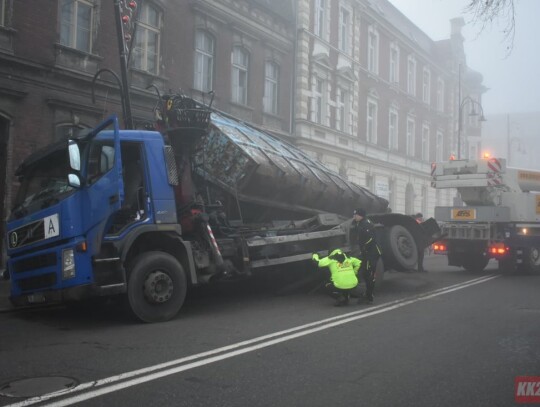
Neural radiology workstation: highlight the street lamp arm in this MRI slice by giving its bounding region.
[457,96,486,159]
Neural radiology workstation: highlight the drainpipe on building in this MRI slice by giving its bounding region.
[290,0,298,137]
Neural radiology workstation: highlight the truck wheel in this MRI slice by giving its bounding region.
[127,251,187,323]
[384,225,418,270]
[523,247,540,274]
[461,254,489,272]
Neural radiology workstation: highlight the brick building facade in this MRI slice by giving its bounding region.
[0,0,295,263]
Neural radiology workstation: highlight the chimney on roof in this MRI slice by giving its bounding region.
[450,17,465,40]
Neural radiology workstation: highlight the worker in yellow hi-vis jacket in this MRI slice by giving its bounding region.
[312,249,361,306]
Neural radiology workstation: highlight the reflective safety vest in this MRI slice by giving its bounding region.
[313,253,361,289]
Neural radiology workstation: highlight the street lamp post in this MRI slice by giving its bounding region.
[457,96,486,159]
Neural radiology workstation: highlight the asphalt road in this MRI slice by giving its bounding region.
[0,255,539,407]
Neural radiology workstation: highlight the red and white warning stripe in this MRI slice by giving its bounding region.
[488,179,502,186]
[206,224,222,257]
[487,173,503,186]
[487,158,502,173]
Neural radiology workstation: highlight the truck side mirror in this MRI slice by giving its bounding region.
[68,141,81,171]
[68,173,81,188]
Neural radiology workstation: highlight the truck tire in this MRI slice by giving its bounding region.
[127,251,187,323]
[523,247,540,275]
[384,225,418,270]
[461,254,489,272]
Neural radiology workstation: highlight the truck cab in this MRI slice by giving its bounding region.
[6,116,194,321]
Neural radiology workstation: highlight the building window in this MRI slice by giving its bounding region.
[132,3,161,74]
[437,77,445,112]
[264,61,279,115]
[338,6,350,53]
[422,68,431,104]
[368,27,379,74]
[336,87,350,133]
[232,46,249,105]
[367,99,378,144]
[194,30,214,92]
[366,173,374,192]
[60,0,94,53]
[422,124,430,161]
[389,43,399,84]
[389,108,398,150]
[312,77,325,124]
[407,55,416,96]
[314,0,325,38]
[406,117,415,156]
[339,161,347,179]
[436,131,444,162]
[55,123,86,142]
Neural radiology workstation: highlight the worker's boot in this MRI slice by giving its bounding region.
[334,293,347,307]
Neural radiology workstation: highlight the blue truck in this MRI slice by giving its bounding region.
[3,96,438,322]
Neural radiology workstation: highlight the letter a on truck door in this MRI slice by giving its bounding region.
[78,115,125,237]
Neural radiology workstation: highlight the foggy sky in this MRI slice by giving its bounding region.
[389,0,540,116]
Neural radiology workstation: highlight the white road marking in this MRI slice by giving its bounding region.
[7,275,499,407]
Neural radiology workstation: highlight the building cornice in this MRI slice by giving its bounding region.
[190,0,294,51]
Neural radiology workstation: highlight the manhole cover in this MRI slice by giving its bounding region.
[0,376,79,398]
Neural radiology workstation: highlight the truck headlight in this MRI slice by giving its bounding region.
[62,249,76,280]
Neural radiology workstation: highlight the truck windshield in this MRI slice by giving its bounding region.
[10,147,75,220]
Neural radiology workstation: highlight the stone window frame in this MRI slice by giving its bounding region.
[231,45,250,105]
[388,106,399,150]
[366,98,378,144]
[194,29,215,92]
[263,60,280,116]
[131,1,162,75]
[59,0,95,54]
[367,25,379,75]
[406,116,416,156]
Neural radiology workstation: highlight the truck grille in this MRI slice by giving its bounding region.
[17,273,57,291]
[9,219,46,249]
[12,253,57,273]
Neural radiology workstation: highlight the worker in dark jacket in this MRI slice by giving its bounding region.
[312,249,361,306]
[350,208,381,304]
[413,213,427,272]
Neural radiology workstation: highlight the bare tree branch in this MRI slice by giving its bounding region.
[464,0,516,55]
